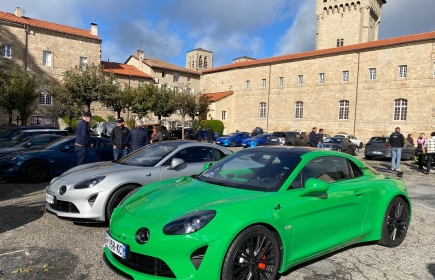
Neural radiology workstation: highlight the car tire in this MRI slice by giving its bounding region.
[21,160,49,183]
[257,142,263,146]
[105,184,139,221]
[359,142,363,149]
[337,147,342,152]
[221,225,280,280]
[378,196,410,248]
[230,140,236,147]
[353,147,359,156]
[365,156,373,160]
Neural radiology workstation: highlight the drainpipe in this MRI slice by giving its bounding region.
[353,52,360,135]
[24,24,29,71]
[266,65,271,132]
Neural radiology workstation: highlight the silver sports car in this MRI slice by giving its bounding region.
[45,141,232,222]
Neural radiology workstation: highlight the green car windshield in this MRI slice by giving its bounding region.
[199,150,301,192]
[117,142,178,167]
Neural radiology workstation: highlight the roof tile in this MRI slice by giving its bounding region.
[201,91,234,102]
[131,55,200,75]
[101,61,152,79]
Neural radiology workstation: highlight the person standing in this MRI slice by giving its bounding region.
[424,132,435,174]
[309,127,318,147]
[389,127,405,172]
[317,128,324,148]
[416,133,427,170]
[196,126,203,142]
[406,134,414,145]
[206,127,214,144]
[150,125,163,144]
[127,119,149,152]
[75,112,93,166]
[110,117,130,160]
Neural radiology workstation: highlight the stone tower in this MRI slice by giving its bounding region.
[186,48,213,71]
[316,0,386,50]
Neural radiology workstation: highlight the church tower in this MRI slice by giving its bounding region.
[316,0,386,50]
[185,48,213,71]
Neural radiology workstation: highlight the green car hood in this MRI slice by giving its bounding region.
[125,176,263,220]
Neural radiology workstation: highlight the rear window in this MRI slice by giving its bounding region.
[369,137,389,143]
[272,132,283,137]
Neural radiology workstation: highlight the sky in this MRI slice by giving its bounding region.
[3,0,435,68]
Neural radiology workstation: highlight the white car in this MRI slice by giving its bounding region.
[333,133,363,148]
[90,122,116,138]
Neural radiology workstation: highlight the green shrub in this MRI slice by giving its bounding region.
[107,115,116,122]
[92,115,105,122]
[62,117,80,128]
[202,120,224,135]
[126,118,135,129]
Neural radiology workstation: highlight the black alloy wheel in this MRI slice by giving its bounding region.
[106,184,138,222]
[222,225,280,280]
[230,140,236,147]
[21,160,49,183]
[379,197,410,247]
[257,142,263,146]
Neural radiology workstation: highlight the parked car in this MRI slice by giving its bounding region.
[0,129,69,147]
[90,122,117,138]
[104,146,411,280]
[0,136,112,182]
[142,124,172,140]
[0,134,64,156]
[364,136,415,160]
[333,133,363,148]
[201,129,220,140]
[170,127,196,139]
[323,137,359,156]
[216,132,251,147]
[0,125,57,141]
[46,141,232,222]
[268,131,310,146]
[323,133,331,140]
[241,133,270,148]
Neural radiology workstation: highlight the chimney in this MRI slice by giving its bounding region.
[140,51,144,60]
[90,22,98,36]
[14,7,22,17]
[136,50,141,58]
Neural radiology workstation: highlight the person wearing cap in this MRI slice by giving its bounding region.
[110,117,130,160]
[75,111,93,165]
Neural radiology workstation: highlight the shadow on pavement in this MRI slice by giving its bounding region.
[0,202,45,234]
[428,263,435,278]
[0,181,48,203]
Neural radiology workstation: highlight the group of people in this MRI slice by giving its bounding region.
[195,126,215,143]
[308,127,325,148]
[74,112,164,165]
[403,130,435,174]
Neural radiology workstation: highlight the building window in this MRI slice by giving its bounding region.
[199,56,203,68]
[246,80,250,89]
[369,68,376,80]
[319,73,325,84]
[1,44,11,58]
[342,71,349,82]
[298,75,303,86]
[261,79,267,88]
[204,57,208,69]
[191,60,194,68]
[393,99,407,121]
[338,100,349,120]
[222,110,227,120]
[336,39,344,47]
[279,77,284,87]
[79,56,87,68]
[139,81,144,88]
[187,76,191,82]
[42,51,52,66]
[295,101,303,119]
[173,73,179,83]
[162,71,166,78]
[39,92,52,105]
[399,65,407,78]
[259,102,266,118]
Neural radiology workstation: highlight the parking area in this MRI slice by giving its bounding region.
[0,148,434,279]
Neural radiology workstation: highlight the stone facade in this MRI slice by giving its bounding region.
[186,48,213,71]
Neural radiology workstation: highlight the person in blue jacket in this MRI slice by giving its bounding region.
[75,111,93,165]
[126,119,150,152]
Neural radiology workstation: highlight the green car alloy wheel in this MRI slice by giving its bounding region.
[103,146,411,280]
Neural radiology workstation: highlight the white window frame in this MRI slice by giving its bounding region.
[298,75,303,86]
[279,77,284,87]
[319,73,325,84]
[393,99,407,121]
[173,73,180,83]
[369,68,376,80]
[342,71,349,83]
[246,80,250,89]
[259,102,266,118]
[79,56,87,68]
[399,65,407,78]
[1,44,11,58]
[42,51,52,66]
[39,92,52,105]
[295,101,303,119]
[338,100,349,120]
[222,110,227,120]
[261,79,267,88]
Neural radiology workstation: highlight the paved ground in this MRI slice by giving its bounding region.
[0,148,434,280]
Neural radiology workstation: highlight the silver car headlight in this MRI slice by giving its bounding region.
[163,210,216,235]
[73,176,106,189]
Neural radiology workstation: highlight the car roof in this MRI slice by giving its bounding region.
[18,129,65,132]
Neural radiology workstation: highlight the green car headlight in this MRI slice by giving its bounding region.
[73,176,106,189]
[163,210,216,235]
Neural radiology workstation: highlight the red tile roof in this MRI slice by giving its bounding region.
[101,61,152,79]
[201,91,234,102]
[0,11,101,41]
[202,30,435,74]
[128,55,200,75]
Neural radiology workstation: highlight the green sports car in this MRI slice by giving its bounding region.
[103,147,411,280]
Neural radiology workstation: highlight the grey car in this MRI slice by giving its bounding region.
[90,122,117,138]
[268,131,309,146]
[45,141,232,223]
[364,136,415,160]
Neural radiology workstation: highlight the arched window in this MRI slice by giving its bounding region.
[204,57,208,69]
[393,99,407,121]
[259,102,266,118]
[338,100,349,120]
[295,101,303,119]
[199,56,203,68]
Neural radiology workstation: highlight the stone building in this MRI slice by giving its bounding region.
[185,48,213,71]
[0,7,101,126]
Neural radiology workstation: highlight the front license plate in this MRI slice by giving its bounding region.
[242,144,246,146]
[46,193,55,204]
[106,232,128,259]
[372,151,382,155]
[216,142,221,144]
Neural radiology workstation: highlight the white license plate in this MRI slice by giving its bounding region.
[372,151,382,155]
[242,144,246,146]
[216,142,221,144]
[46,193,55,204]
[271,139,277,141]
[106,232,128,259]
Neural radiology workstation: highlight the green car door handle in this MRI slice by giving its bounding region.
[354,190,365,196]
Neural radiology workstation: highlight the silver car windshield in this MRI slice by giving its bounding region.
[118,143,177,167]
[324,138,342,143]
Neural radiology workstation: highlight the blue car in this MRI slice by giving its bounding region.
[201,129,220,140]
[241,133,271,148]
[0,136,112,182]
[216,132,251,147]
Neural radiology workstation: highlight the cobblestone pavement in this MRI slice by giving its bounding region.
[0,148,434,280]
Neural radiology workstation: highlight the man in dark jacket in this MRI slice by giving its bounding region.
[389,127,405,172]
[206,127,214,144]
[126,119,149,152]
[317,128,324,148]
[309,127,318,147]
[75,111,93,165]
[196,126,203,142]
[110,117,130,160]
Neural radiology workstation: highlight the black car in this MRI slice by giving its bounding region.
[0,129,69,147]
[0,125,58,141]
[0,134,64,156]
[323,137,359,156]
[268,131,310,146]
[251,127,264,136]
[171,128,196,139]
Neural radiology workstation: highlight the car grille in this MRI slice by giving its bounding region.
[49,200,80,213]
[113,252,175,278]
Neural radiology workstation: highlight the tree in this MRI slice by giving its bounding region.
[131,82,155,118]
[0,70,13,125]
[150,84,176,124]
[187,93,212,122]
[171,87,197,139]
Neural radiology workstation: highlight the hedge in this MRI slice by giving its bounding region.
[201,120,224,135]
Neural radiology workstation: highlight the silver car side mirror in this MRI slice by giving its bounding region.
[166,158,185,170]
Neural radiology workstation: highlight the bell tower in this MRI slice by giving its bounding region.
[316,0,386,50]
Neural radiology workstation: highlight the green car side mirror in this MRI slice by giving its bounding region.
[299,178,329,197]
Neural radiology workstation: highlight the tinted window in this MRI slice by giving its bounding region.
[272,132,283,137]
[173,147,214,163]
[213,148,228,161]
[30,136,60,146]
[118,142,178,166]
[302,157,355,184]
[369,137,388,143]
[94,139,108,148]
